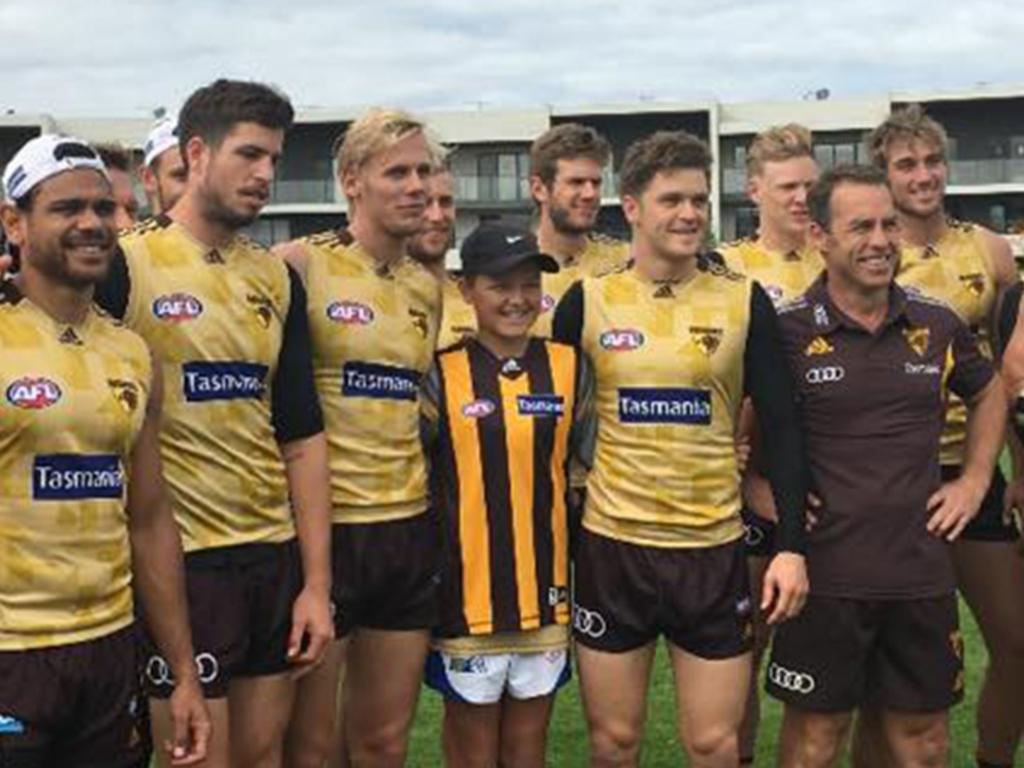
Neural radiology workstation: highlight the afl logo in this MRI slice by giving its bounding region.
[600,329,645,351]
[540,294,556,313]
[327,301,375,325]
[152,294,203,322]
[462,399,496,418]
[6,377,62,409]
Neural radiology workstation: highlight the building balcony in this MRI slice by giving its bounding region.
[456,165,621,207]
[270,178,338,205]
[948,158,1024,186]
[455,174,531,206]
[266,169,627,210]
[721,168,746,196]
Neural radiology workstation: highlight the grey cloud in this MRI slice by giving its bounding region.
[0,0,1021,116]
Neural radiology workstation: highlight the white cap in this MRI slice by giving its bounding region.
[143,117,179,168]
[2,134,108,202]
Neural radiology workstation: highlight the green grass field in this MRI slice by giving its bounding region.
[407,601,1021,766]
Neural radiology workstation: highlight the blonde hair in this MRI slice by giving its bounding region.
[333,107,443,179]
[869,104,949,168]
[746,124,813,177]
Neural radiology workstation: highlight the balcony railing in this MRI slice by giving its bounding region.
[722,168,746,196]
[455,174,531,204]
[270,179,338,205]
[457,166,621,205]
[948,158,1024,186]
[720,158,1024,197]
[260,167,624,208]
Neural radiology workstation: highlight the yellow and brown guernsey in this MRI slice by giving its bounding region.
[117,217,295,551]
[0,282,150,650]
[424,338,580,639]
[300,231,440,524]
[717,237,824,308]
[568,262,753,548]
[896,221,998,466]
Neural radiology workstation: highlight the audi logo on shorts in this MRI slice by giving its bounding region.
[767,662,816,694]
[146,652,220,686]
[572,604,608,639]
[805,366,845,385]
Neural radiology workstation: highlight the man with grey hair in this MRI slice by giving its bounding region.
[769,164,1004,767]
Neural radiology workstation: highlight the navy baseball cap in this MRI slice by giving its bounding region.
[459,224,559,276]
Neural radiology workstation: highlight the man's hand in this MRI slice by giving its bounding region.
[287,585,334,677]
[761,551,808,625]
[165,675,211,766]
[927,476,989,542]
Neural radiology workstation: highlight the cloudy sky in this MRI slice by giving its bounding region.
[1,0,1020,117]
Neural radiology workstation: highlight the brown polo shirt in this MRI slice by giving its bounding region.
[777,276,994,599]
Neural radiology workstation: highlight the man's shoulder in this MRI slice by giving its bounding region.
[902,285,964,330]
[699,254,746,283]
[301,227,354,251]
[714,237,755,261]
[120,213,173,241]
[118,214,173,256]
[773,293,827,344]
[775,293,812,316]
[584,232,630,275]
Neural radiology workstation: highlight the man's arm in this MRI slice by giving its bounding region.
[983,228,1019,294]
[272,239,311,286]
[743,283,807,554]
[993,281,1024,523]
[570,350,596,471]
[128,356,211,765]
[551,280,584,347]
[272,265,333,670]
[93,246,132,319]
[927,319,1005,540]
[420,362,442,450]
[743,282,809,624]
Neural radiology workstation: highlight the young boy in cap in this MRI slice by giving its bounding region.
[422,223,593,768]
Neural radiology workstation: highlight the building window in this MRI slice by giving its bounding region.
[989,204,1007,233]
[474,151,530,202]
[813,142,863,168]
[244,218,291,247]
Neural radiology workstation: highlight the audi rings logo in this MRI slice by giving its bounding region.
[767,663,816,694]
[146,653,220,687]
[805,366,845,385]
[573,604,608,639]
